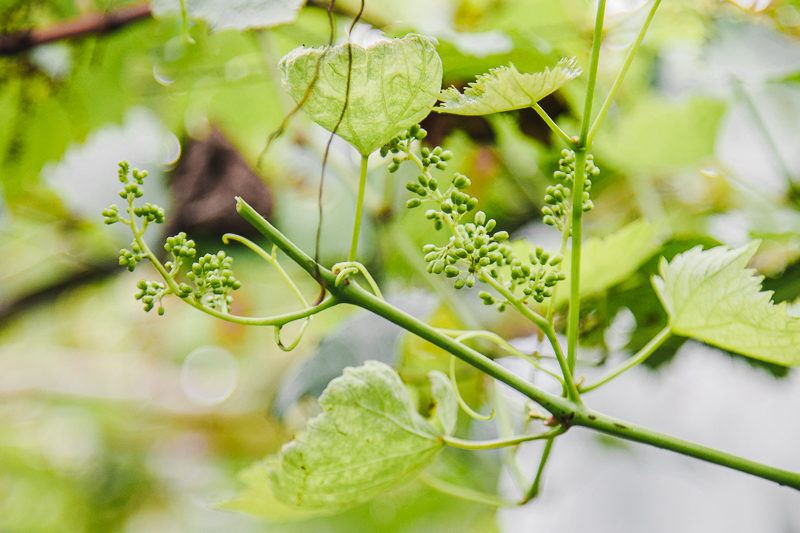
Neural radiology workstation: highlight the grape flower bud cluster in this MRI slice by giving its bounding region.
[542,149,599,232]
[102,161,242,315]
[389,126,567,309]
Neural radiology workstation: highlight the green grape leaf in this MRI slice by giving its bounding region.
[559,219,667,306]
[266,361,456,513]
[217,460,329,521]
[279,35,443,156]
[435,58,581,115]
[511,219,666,307]
[151,0,304,31]
[653,242,800,366]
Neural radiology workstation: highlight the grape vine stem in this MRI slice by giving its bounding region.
[237,196,800,492]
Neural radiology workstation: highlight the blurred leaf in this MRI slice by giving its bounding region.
[219,460,328,521]
[266,362,455,513]
[428,369,458,435]
[151,0,305,31]
[594,96,726,171]
[512,219,666,308]
[436,58,581,115]
[563,219,667,305]
[653,242,800,366]
[279,35,443,155]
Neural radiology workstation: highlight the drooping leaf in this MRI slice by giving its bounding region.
[279,35,443,156]
[266,361,456,512]
[653,242,800,366]
[435,58,581,115]
[151,0,304,31]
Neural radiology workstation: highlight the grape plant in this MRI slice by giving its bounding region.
[102,0,800,520]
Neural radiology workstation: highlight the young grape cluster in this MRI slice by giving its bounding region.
[102,161,241,315]
[389,125,570,310]
[542,149,599,232]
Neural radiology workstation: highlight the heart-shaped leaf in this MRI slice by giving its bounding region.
[279,35,443,156]
[436,58,581,115]
[224,361,457,518]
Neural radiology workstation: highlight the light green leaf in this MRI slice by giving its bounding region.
[511,219,666,307]
[435,58,581,115]
[279,35,443,156]
[217,460,329,521]
[266,361,456,512]
[151,0,304,31]
[593,96,726,171]
[428,370,458,436]
[653,242,800,366]
[562,219,667,305]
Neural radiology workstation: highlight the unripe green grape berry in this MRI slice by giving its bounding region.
[466,198,478,211]
[418,175,429,187]
[428,178,438,191]
[406,182,419,193]
[454,277,465,289]
[433,260,445,274]
[444,265,460,277]
[434,219,443,231]
[407,199,422,209]
[453,174,469,189]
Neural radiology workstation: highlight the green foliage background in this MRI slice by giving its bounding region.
[2,0,800,530]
